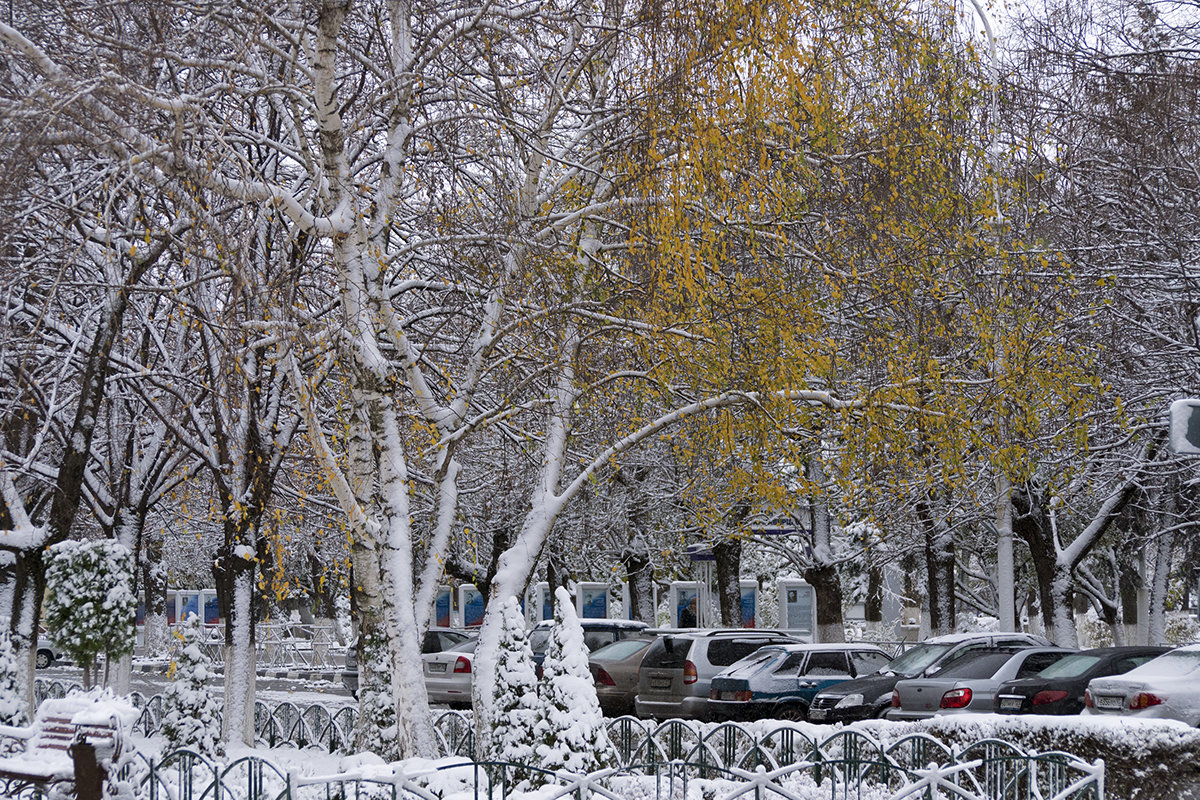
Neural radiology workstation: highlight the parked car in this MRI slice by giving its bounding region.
[995,646,1169,715]
[708,643,893,721]
[888,647,1072,721]
[588,636,658,716]
[634,629,801,720]
[423,636,480,707]
[1084,644,1200,724]
[808,631,1054,723]
[35,626,67,669]
[530,618,650,673]
[341,627,473,695]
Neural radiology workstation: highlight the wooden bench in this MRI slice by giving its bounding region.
[0,698,125,799]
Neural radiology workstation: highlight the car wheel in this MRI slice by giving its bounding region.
[776,703,807,722]
[873,704,892,719]
[35,649,53,669]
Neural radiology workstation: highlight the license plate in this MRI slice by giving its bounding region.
[999,698,1022,712]
[650,678,671,690]
[718,691,739,701]
[808,708,826,720]
[1095,695,1123,710]
[428,662,447,673]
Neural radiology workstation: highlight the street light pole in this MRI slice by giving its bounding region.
[964,0,1017,633]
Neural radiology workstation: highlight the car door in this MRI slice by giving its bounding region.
[797,651,854,703]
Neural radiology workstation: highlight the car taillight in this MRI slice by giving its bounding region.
[683,660,698,685]
[891,690,900,708]
[453,656,471,674]
[1083,689,1094,709]
[1130,692,1163,710]
[940,687,973,709]
[1032,690,1069,706]
[595,668,615,687]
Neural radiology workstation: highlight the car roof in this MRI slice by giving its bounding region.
[763,642,890,653]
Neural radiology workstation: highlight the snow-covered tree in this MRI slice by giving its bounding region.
[533,588,613,776]
[482,597,541,764]
[43,540,136,689]
[161,613,222,758]
[0,628,26,727]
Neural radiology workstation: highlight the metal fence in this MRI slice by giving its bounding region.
[115,735,1102,800]
[22,682,1104,800]
[35,679,358,751]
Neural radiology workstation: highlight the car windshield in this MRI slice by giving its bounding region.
[1037,654,1101,679]
[721,649,785,677]
[929,651,1012,679]
[590,639,651,661]
[529,629,551,654]
[882,643,953,677]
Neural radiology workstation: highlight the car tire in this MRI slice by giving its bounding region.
[776,703,807,722]
[35,649,53,669]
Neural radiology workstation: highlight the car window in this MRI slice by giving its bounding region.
[804,651,850,676]
[589,639,652,662]
[708,640,775,667]
[1038,654,1101,678]
[851,651,892,676]
[1114,656,1157,673]
[773,652,806,674]
[583,631,618,651]
[995,638,1035,648]
[641,637,691,669]
[1017,651,1068,678]
[1126,650,1200,679]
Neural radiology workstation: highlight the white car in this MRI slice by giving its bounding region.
[1084,645,1200,724]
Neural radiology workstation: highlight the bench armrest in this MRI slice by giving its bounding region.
[0,724,35,741]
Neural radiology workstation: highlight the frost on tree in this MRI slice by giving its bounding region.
[161,612,223,757]
[534,587,614,776]
[44,540,137,689]
[0,629,26,728]
[484,596,541,764]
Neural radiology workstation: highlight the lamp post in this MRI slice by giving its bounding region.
[965,0,1017,633]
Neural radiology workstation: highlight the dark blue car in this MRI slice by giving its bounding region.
[708,643,892,721]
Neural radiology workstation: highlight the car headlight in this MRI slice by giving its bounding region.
[834,694,864,709]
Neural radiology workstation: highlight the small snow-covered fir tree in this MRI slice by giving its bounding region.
[484,596,542,763]
[534,587,614,775]
[0,628,27,727]
[162,613,223,757]
[44,540,137,689]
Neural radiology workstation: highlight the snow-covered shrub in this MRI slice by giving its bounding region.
[1076,609,1114,648]
[1165,612,1200,644]
[484,596,541,763]
[161,613,223,757]
[0,628,26,727]
[534,587,614,776]
[44,539,137,686]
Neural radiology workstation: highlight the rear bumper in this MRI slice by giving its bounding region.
[635,695,709,720]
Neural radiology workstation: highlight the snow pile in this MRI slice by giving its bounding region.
[162,612,223,757]
[533,587,614,776]
[0,628,26,727]
[485,597,541,763]
[44,539,137,681]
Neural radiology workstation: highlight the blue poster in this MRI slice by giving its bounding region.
[180,593,200,622]
[677,587,698,627]
[204,595,221,624]
[581,588,607,618]
[541,587,553,621]
[463,587,485,628]
[740,587,756,628]
[435,589,452,628]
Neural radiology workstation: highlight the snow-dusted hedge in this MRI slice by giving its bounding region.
[850,715,1200,800]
